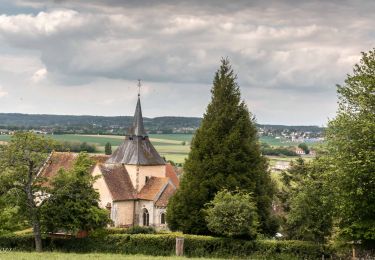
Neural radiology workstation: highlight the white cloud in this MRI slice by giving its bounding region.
[0,86,8,98]
[31,67,47,83]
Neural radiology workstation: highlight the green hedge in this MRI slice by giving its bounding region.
[0,233,330,259]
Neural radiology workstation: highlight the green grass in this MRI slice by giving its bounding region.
[149,134,193,142]
[0,252,220,260]
[0,252,299,260]
[161,154,188,164]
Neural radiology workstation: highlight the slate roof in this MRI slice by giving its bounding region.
[106,136,165,165]
[106,96,165,165]
[129,97,146,136]
[99,164,136,201]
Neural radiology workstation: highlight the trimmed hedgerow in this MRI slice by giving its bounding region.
[0,233,331,259]
[90,226,156,236]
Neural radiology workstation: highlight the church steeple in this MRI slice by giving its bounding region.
[106,81,165,165]
[129,95,147,137]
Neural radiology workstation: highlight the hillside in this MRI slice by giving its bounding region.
[0,113,324,136]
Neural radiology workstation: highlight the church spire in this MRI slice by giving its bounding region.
[106,80,165,165]
[129,80,147,137]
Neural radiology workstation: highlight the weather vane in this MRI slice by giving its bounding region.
[137,79,141,97]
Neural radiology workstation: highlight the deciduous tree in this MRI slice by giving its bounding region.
[41,153,110,233]
[326,49,375,242]
[0,132,54,251]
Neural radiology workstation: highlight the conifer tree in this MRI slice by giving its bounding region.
[104,142,112,155]
[167,58,277,235]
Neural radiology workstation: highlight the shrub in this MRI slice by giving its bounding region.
[125,226,156,234]
[0,233,332,258]
[204,189,258,239]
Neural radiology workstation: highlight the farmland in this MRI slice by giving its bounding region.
[0,134,317,164]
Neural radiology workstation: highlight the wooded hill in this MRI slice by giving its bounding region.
[0,113,323,135]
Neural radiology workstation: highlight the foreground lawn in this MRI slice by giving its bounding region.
[0,252,300,260]
[0,252,213,260]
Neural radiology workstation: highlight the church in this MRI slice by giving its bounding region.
[38,94,180,229]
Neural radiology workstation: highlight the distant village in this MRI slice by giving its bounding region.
[0,125,324,141]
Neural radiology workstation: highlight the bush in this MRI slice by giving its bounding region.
[204,189,258,239]
[55,141,97,153]
[125,226,156,234]
[0,233,331,258]
[261,147,298,156]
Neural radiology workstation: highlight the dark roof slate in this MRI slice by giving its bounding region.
[106,96,165,165]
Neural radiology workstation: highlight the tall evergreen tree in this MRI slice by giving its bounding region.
[167,59,276,235]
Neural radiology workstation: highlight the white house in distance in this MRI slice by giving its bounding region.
[39,94,180,229]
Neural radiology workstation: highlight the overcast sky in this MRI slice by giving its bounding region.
[0,0,374,125]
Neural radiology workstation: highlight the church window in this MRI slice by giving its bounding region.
[145,176,149,183]
[160,212,166,224]
[142,208,149,226]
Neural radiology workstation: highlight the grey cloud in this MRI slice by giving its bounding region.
[0,0,374,124]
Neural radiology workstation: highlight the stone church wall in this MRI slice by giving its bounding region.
[113,201,135,227]
[125,165,166,191]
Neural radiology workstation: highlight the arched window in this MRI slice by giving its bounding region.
[160,212,166,224]
[142,208,149,226]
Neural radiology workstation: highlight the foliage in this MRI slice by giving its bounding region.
[0,233,330,259]
[41,153,110,233]
[123,226,156,234]
[204,189,258,239]
[0,205,28,235]
[0,132,54,251]
[167,58,277,235]
[261,143,298,156]
[55,141,97,153]
[104,142,112,155]
[325,49,375,242]
[297,143,310,154]
[279,157,334,242]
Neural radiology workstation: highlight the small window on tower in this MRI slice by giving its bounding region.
[145,176,149,183]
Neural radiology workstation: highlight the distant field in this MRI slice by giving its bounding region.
[0,134,191,164]
[0,134,319,164]
[259,136,295,146]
